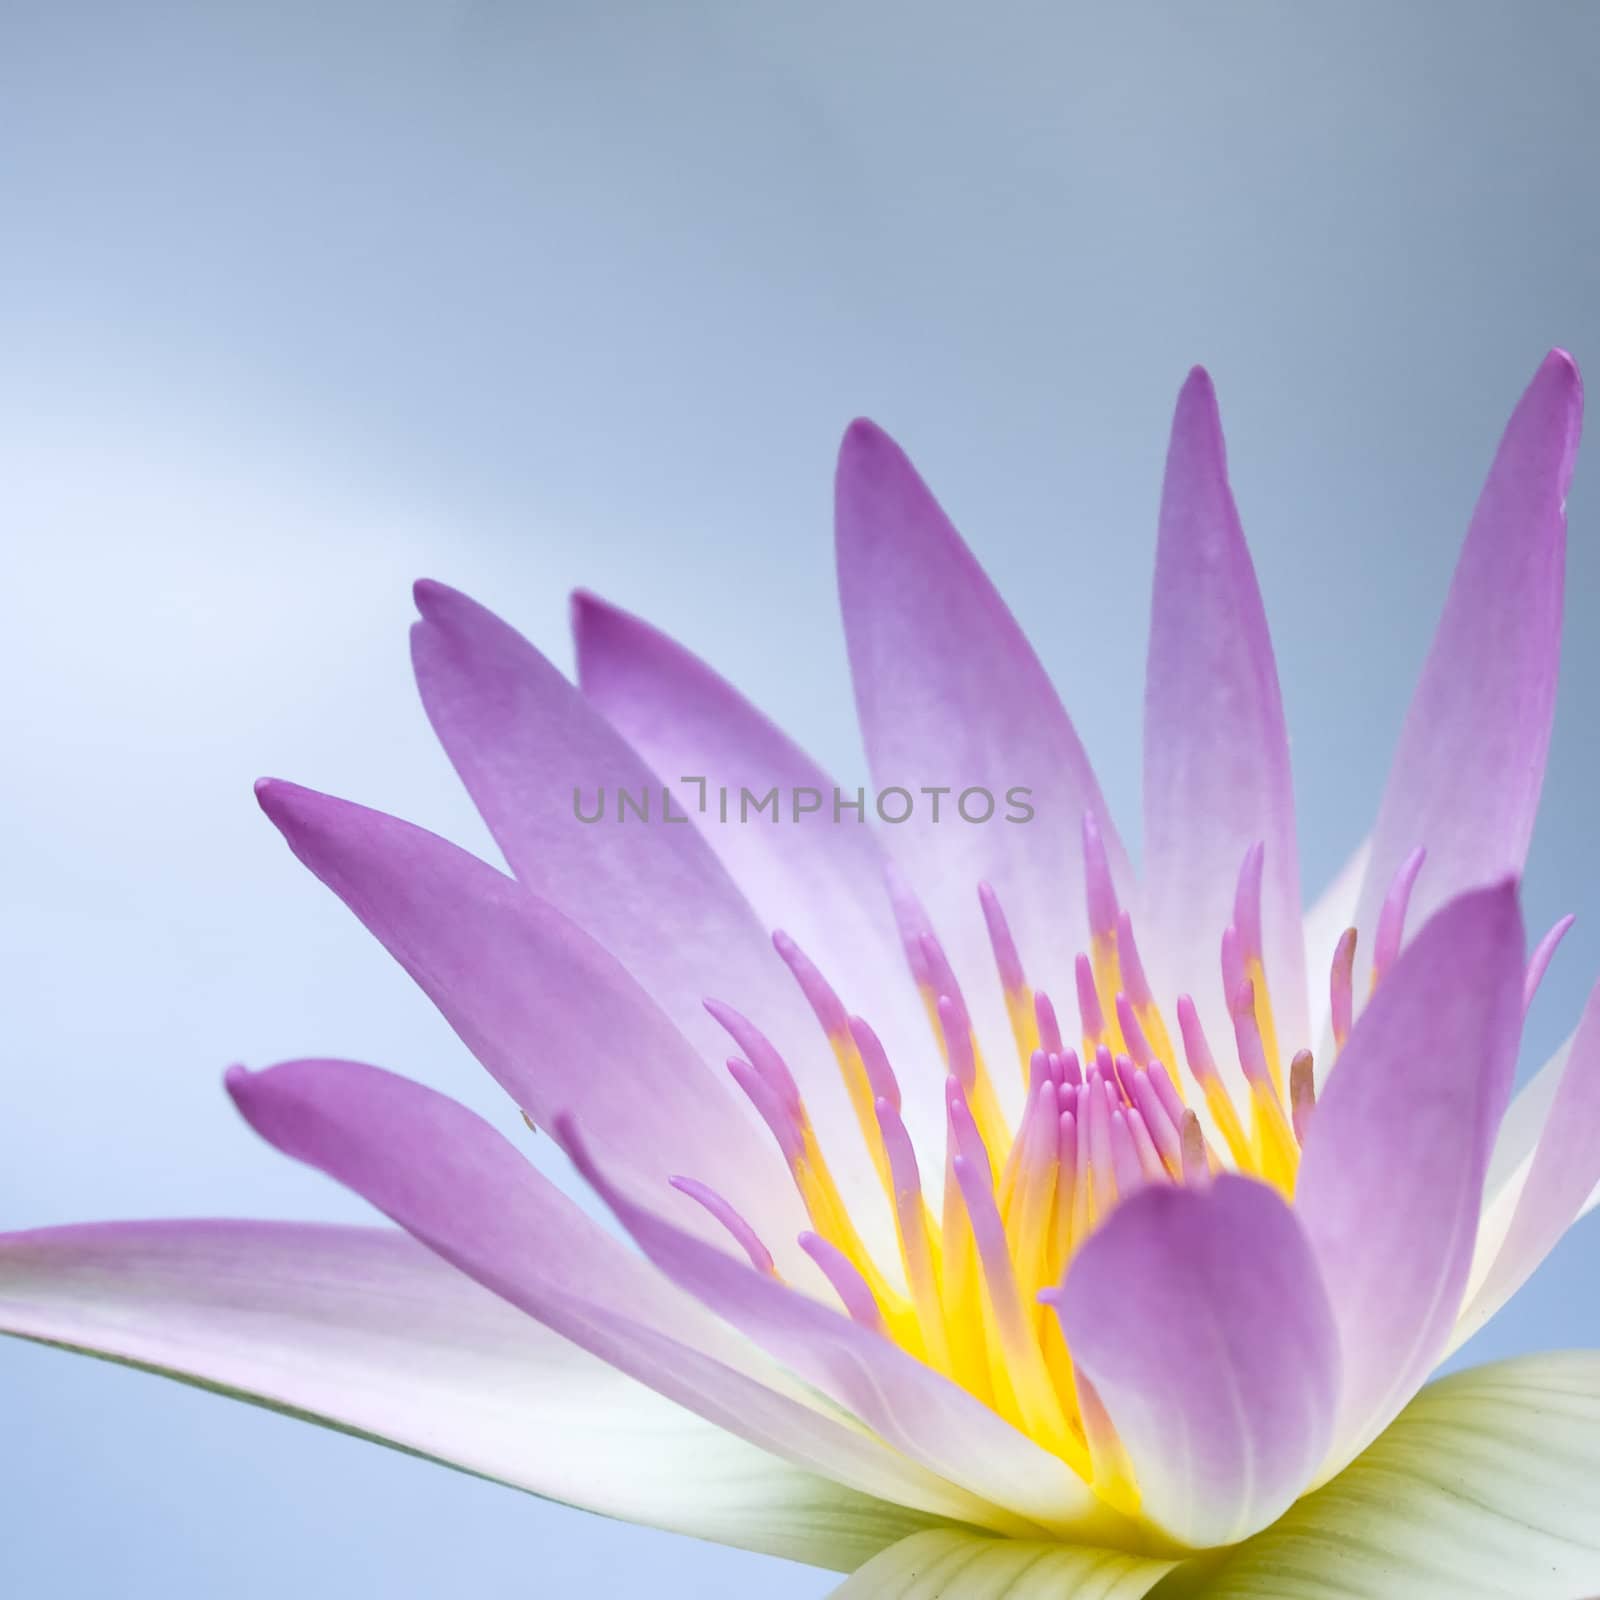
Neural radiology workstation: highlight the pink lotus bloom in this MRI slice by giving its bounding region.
[6,355,1599,1598]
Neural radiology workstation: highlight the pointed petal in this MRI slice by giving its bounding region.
[410,579,890,1251]
[1353,352,1582,965]
[1056,1176,1338,1548]
[573,592,927,1086]
[828,1529,1176,1598]
[255,779,811,1274]
[564,1114,1126,1542]
[1455,978,1600,1344]
[0,1221,931,1569]
[1178,1354,1600,1600]
[1294,884,1524,1470]
[226,1057,992,1530]
[1143,368,1307,1066]
[836,420,1129,1075]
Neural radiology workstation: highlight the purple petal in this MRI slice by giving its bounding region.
[410,580,891,1249]
[1458,978,1600,1341]
[1143,369,1307,1070]
[563,1112,1125,1540]
[225,1057,999,1530]
[1294,882,1524,1469]
[572,591,929,1093]
[0,1220,929,1566]
[835,420,1130,1076]
[255,779,811,1274]
[1055,1176,1338,1548]
[1352,352,1582,966]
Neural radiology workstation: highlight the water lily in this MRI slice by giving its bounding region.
[5,352,1597,1598]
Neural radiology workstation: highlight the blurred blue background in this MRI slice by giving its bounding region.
[3,2,1599,1594]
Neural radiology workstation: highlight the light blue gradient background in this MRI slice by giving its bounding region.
[3,3,1598,1594]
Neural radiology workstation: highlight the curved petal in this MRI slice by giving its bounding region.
[1294,883,1524,1471]
[1164,1353,1600,1600]
[226,1057,1000,1532]
[835,419,1129,1082]
[1454,976,1600,1346]
[410,579,891,1253]
[0,1220,932,1570]
[829,1529,1176,1598]
[572,592,929,1094]
[1143,368,1307,1081]
[563,1113,1126,1543]
[255,778,812,1276]
[1056,1176,1338,1549]
[1352,352,1582,969]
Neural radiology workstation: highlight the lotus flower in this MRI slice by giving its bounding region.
[6,353,1599,1598]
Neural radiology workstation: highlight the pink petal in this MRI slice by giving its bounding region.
[1459,977,1600,1341]
[0,1219,925,1565]
[1055,1176,1338,1548]
[410,580,891,1251]
[1352,352,1582,967]
[255,779,811,1274]
[835,420,1130,1077]
[225,1057,998,1530]
[1143,368,1307,1070]
[1294,882,1524,1470]
[572,592,928,1093]
[563,1113,1125,1540]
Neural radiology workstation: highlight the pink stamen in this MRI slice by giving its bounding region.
[874,1094,925,1206]
[1075,953,1106,1042]
[773,929,851,1041]
[1055,1109,1079,1251]
[1109,1052,1138,1104]
[1074,1091,1094,1219]
[1034,989,1065,1055]
[1524,914,1577,1017]
[978,881,1027,997]
[670,1175,777,1275]
[1028,1048,1053,1093]
[799,1231,887,1333]
[1221,924,1246,1007]
[1086,1077,1118,1213]
[726,1056,804,1164]
[1289,1049,1316,1145]
[1115,910,1157,1008]
[1056,1047,1084,1087]
[1148,1060,1188,1134]
[945,1078,993,1180]
[847,1015,902,1111]
[1230,978,1273,1089]
[1109,1109,1144,1196]
[1330,928,1357,1050]
[937,994,978,1091]
[705,999,803,1117]
[1125,1104,1169,1185]
[951,1154,1030,1341]
[1114,993,1152,1067]
[1176,993,1222,1088]
[1082,812,1119,938]
[918,933,972,1030]
[1130,1069,1183,1173]
[1232,841,1266,963]
[1372,846,1427,982]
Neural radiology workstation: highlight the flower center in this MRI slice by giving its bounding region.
[677,815,1428,1510]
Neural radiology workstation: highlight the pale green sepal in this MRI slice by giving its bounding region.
[1156,1351,1600,1598]
[829,1528,1178,1598]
